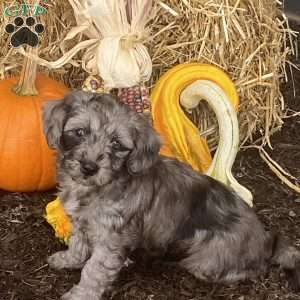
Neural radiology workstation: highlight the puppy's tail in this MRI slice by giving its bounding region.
[269,233,300,291]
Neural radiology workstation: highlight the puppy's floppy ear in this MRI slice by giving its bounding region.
[127,117,161,175]
[43,100,66,149]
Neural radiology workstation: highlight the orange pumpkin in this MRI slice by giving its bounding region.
[0,48,69,192]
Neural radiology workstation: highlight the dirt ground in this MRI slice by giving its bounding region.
[1,25,300,300]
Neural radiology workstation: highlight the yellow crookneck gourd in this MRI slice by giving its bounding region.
[45,63,253,243]
[180,79,253,206]
[151,63,239,173]
[152,63,252,205]
[45,197,73,243]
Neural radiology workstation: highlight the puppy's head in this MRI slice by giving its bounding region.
[43,91,161,186]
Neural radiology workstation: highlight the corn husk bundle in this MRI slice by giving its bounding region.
[14,0,154,117]
[17,0,154,90]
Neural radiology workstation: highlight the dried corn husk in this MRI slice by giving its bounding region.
[18,0,154,89]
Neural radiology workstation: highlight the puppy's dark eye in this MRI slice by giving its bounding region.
[111,138,129,152]
[111,139,122,150]
[75,128,86,137]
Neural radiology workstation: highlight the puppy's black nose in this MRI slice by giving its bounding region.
[81,160,99,176]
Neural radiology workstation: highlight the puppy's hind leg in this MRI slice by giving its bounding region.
[178,231,264,285]
[48,230,90,270]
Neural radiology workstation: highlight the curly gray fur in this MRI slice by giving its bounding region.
[43,91,300,300]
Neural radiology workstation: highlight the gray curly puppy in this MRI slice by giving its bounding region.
[43,91,300,300]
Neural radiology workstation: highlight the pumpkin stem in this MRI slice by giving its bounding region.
[13,47,38,96]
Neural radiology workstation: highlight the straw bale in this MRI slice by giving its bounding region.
[149,0,298,150]
[0,0,298,150]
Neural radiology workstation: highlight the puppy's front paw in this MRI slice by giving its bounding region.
[48,251,67,270]
[62,285,100,300]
